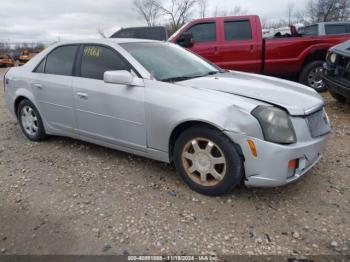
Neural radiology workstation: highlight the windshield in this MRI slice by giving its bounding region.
[120,42,220,82]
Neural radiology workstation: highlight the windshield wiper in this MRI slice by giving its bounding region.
[161,71,220,83]
[161,76,198,82]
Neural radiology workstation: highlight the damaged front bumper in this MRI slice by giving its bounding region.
[224,130,328,187]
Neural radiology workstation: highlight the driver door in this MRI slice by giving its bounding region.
[72,45,147,151]
[183,21,221,64]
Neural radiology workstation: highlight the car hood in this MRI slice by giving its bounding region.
[331,40,350,56]
[179,71,324,116]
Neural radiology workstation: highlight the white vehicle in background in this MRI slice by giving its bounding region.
[263,24,304,38]
[299,22,350,36]
[263,26,292,38]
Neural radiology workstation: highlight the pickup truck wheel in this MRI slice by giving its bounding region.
[173,126,243,196]
[299,60,327,92]
[329,90,347,104]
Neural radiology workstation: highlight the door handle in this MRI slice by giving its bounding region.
[77,92,88,99]
[33,83,43,89]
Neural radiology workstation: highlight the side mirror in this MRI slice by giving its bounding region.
[176,33,194,48]
[104,70,134,85]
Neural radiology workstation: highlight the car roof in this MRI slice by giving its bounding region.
[52,38,160,46]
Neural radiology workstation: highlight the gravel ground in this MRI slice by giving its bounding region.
[0,68,349,256]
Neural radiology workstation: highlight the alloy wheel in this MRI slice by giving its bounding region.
[20,105,39,137]
[181,137,226,187]
[307,66,325,90]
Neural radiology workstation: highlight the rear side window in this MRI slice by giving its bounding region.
[224,20,252,40]
[80,45,131,80]
[186,22,216,43]
[325,24,347,35]
[45,45,78,76]
[300,25,318,36]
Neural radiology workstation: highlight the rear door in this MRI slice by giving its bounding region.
[216,17,261,73]
[182,21,221,64]
[32,45,78,134]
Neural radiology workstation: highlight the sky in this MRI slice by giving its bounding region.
[0,0,307,43]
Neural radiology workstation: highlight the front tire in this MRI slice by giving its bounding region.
[17,99,47,141]
[299,60,327,92]
[173,126,243,196]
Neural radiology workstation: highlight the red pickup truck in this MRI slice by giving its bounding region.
[169,15,350,91]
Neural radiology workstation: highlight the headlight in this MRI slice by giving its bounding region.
[252,106,296,144]
[329,53,337,64]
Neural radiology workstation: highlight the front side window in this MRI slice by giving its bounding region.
[121,42,220,81]
[80,45,131,80]
[224,20,252,40]
[325,24,346,35]
[34,59,45,73]
[186,22,216,43]
[45,45,78,76]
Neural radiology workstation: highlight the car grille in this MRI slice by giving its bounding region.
[335,55,350,81]
[306,108,331,138]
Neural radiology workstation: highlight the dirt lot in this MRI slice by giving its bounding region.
[0,68,349,256]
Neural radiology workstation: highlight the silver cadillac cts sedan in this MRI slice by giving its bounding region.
[4,39,331,196]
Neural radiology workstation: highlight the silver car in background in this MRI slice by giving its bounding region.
[3,39,331,196]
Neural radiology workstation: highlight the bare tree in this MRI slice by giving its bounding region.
[260,16,268,28]
[265,19,289,29]
[308,0,350,22]
[0,42,7,53]
[287,2,295,25]
[97,27,107,38]
[294,10,309,25]
[133,0,161,26]
[156,0,197,33]
[231,5,248,15]
[212,4,248,17]
[197,0,209,18]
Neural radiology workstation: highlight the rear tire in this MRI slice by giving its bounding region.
[17,99,47,141]
[330,90,347,104]
[173,126,243,196]
[299,60,327,92]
